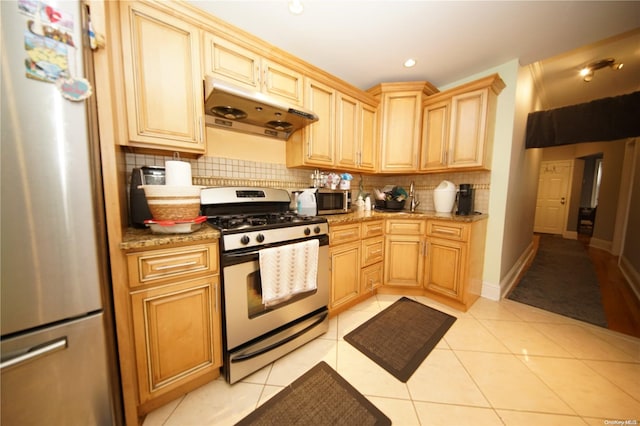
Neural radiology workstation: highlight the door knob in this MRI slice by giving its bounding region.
[560,197,566,205]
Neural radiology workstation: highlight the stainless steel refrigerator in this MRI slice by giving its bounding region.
[1,1,119,424]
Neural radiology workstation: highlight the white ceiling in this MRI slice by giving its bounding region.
[189,1,640,109]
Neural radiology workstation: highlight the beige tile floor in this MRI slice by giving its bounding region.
[143,294,640,426]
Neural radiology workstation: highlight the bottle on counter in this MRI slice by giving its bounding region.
[364,196,371,211]
[356,195,364,211]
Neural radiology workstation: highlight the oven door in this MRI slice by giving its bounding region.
[221,237,329,351]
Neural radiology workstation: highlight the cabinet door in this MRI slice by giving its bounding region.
[303,79,335,166]
[262,60,303,105]
[359,103,378,171]
[448,88,488,168]
[361,262,383,294]
[131,276,222,404]
[202,34,261,90]
[379,91,421,172]
[330,241,360,309]
[420,99,450,171]
[120,2,204,152]
[384,235,424,286]
[335,93,359,170]
[424,238,466,301]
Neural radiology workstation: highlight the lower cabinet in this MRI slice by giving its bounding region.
[126,242,222,414]
[329,220,384,314]
[330,217,487,313]
[330,240,361,309]
[423,220,487,310]
[424,237,465,300]
[130,276,222,404]
[360,220,384,294]
[384,219,426,287]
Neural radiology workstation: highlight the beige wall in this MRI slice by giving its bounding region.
[205,127,286,164]
[621,139,640,295]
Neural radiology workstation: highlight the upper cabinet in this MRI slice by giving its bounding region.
[119,2,205,154]
[202,34,303,106]
[335,93,378,172]
[421,74,505,172]
[367,82,438,173]
[305,78,336,166]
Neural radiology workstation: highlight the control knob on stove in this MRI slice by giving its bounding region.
[314,226,321,234]
[240,235,250,245]
[256,233,265,243]
[304,227,311,236]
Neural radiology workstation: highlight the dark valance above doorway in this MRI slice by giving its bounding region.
[525,91,640,149]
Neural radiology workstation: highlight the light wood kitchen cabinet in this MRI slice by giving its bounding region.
[423,220,487,311]
[203,34,303,105]
[383,219,426,287]
[420,99,450,171]
[368,82,437,173]
[335,93,378,172]
[286,78,336,168]
[126,242,222,413]
[421,74,505,171]
[119,1,205,154]
[329,223,361,310]
[360,220,384,293]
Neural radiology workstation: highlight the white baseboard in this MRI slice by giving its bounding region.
[619,255,640,301]
[589,237,612,253]
[563,230,578,240]
[481,240,536,301]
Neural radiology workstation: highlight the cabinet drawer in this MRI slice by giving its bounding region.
[361,262,383,293]
[128,244,218,287]
[329,223,361,245]
[362,220,384,238]
[385,219,426,235]
[427,221,468,241]
[361,236,384,267]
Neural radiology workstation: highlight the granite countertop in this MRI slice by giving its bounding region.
[120,223,220,251]
[323,209,488,225]
[120,210,486,250]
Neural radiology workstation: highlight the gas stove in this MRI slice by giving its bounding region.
[200,187,328,251]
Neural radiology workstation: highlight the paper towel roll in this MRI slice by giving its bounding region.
[165,161,192,186]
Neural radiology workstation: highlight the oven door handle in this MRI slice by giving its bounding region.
[230,311,328,363]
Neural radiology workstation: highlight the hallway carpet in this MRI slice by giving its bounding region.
[508,234,608,328]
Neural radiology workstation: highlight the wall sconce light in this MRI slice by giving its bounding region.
[579,58,623,82]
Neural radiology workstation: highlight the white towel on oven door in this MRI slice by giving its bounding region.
[259,239,319,306]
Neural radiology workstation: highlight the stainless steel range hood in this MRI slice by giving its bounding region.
[203,77,318,140]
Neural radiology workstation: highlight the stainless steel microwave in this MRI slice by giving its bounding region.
[292,188,351,215]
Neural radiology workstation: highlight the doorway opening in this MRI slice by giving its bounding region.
[577,153,602,236]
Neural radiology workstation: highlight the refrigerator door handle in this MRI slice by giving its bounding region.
[1,337,67,371]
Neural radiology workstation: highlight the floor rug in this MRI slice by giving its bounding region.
[235,361,390,426]
[344,297,456,382]
[508,234,607,327]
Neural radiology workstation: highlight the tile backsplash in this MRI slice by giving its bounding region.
[126,153,491,213]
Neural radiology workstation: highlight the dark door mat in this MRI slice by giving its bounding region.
[508,234,607,327]
[235,361,390,426]
[344,297,456,382]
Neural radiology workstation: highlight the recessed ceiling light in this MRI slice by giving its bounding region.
[288,0,303,15]
[404,58,416,68]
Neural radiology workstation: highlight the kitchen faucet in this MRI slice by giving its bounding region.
[409,181,420,212]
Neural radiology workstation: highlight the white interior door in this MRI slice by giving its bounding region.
[534,160,572,235]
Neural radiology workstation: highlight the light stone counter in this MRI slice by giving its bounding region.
[323,209,487,225]
[120,223,220,251]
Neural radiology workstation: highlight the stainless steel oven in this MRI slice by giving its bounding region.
[201,187,330,384]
